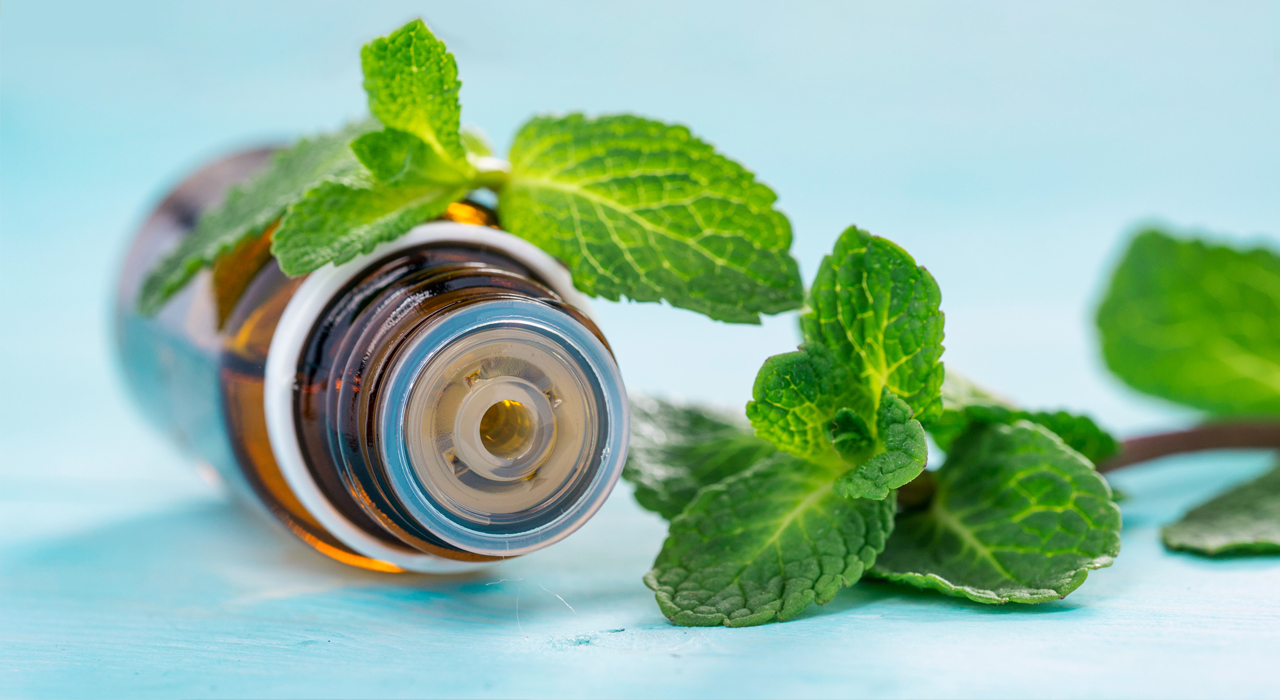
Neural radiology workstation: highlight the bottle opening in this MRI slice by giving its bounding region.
[380,298,627,556]
[480,400,534,460]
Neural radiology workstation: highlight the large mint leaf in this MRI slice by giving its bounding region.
[800,226,945,425]
[645,454,895,627]
[624,397,777,520]
[137,120,376,314]
[930,370,1118,465]
[1097,229,1280,417]
[832,389,928,500]
[500,113,804,324]
[1162,463,1280,556]
[361,19,467,168]
[872,421,1122,604]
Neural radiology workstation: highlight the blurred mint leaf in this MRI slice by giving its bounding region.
[460,126,493,158]
[800,226,945,426]
[931,370,1118,465]
[499,113,804,324]
[872,421,1122,604]
[624,397,777,520]
[1162,463,1280,556]
[832,389,928,500]
[644,454,895,627]
[361,19,467,169]
[136,120,376,314]
[1097,229,1280,417]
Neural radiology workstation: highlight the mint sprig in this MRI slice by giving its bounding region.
[138,19,804,326]
[637,225,944,627]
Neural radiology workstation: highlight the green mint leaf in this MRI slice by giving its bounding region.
[872,421,1122,604]
[1097,228,1280,417]
[500,113,804,324]
[623,397,777,520]
[801,226,945,425]
[1162,463,1280,556]
[644,454,895,627]
[746,227,944,477]
[931,370,1118,465]
[460,126,493,158]
[832,389,928,500]
[361,19,467,168]
[746,343,863,468]
[136,120,376,314]
[270,179,469,275]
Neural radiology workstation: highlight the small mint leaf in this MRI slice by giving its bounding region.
[802,226,945,425]
[1162,463,1280,556]
[136,120,377,314]
[745,343,865,468]
[644,454,895,627]
[1098,228,1280,417]
[351,129,432,183]
[872,421,1122,604]
[500,113,804,324]
[361,19,467,168]
[623,396,776,521]
[834,390,927,500]
[270,179,469,275]
[829,409,873,461]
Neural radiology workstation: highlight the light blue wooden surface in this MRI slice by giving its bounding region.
[2,2,1279,698]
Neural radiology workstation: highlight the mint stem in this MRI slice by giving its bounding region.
[899,421,1280,509]
[471,156,510,192]
[1098,421,1280,473]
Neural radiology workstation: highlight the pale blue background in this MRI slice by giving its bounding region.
[2,2,1279,698]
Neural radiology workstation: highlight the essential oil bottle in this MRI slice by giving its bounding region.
[115,149,629,573]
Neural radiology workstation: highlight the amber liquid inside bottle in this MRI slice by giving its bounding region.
[116,150,629,573]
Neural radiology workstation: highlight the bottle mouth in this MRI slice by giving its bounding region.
[378,298,628,557]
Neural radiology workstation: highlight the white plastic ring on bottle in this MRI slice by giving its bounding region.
[263,221,595,573]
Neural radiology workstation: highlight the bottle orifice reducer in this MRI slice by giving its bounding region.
[115,149,630,573]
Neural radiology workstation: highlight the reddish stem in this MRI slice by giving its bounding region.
[1098,421,1280,472]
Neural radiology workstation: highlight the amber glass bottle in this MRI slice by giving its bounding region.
[115,150,629,573]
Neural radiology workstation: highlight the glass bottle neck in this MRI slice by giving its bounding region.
[293,235,627,559]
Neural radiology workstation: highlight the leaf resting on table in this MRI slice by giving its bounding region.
[1097,228,1280,417]
[1162,463,1280,556]
[871,421,1122,604]
[645,454,895,627]
[623,397,777,520]
[499,113,804,324]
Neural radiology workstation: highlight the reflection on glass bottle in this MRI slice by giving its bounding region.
[115,150,629,573]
